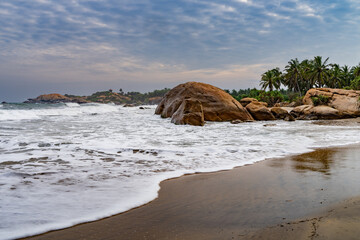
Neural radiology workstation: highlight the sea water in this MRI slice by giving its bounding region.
[0,103,360,239]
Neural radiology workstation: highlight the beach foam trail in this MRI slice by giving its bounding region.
[0,103,360,239]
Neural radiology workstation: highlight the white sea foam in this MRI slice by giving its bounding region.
[64,102,80,107]
[0,103,118,121]
[0,103,360,239]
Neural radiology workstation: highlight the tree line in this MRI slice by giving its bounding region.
[260,56,360,95]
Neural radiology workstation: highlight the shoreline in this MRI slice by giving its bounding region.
[21,142,360,240]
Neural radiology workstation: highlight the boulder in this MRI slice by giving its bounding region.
[290,105,342,120]
[290,105,313,119]
[171,98,205,126]
[306,106,342,120]
[231,119,244,124]
[155,82,254,125]
[271,107,295,121]
[239,98,258,107]
[303,88,360,116]
[246,101,275,121]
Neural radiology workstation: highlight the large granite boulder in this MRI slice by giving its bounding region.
[155,82,254,125]
[303,88,360,116]
[246,101,275,121]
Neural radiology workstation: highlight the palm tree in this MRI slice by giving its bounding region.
[260,68,282,91]
[328,64,342,88]
[351,64,360,78]
[308,56,330,88]
[284,58,303,95]
[340,65,352,87]
[299,59,314,92]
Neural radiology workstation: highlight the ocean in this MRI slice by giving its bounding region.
[0,102,360,240]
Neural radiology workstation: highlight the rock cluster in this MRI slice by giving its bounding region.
[300,88,360,117]
[156,83,360,126]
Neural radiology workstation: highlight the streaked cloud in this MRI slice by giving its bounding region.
[0,0,360,101]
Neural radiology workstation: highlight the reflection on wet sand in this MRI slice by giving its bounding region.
[269,149,337,176]
[291,149,336,175]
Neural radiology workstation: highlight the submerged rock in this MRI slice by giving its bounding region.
[155,82,254,126]
[231,119,244,124]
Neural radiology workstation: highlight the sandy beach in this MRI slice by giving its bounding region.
[21,141,360,240]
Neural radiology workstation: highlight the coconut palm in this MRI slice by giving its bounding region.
[299,59,314,92]
[328,64,342,88]
[283,58,304,95]
[260,68,282,91]
[308,56,330,88]
[351,64,360,78]
[340,65,352,87]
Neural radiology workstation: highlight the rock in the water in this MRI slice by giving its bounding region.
[270,107,295,121]
[284,115,295,121]
[171,98,205,126]
[231,119,244,124]
[123,104,135,107]
[246,101,275,121]
[303,88,360,116]
[155,82,254,125]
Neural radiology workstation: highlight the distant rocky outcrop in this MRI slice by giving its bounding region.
[155,82,254,126]
[148,97,162,105]
[25,94,73,103]
[24,89,168,105]
[85,91,131,104]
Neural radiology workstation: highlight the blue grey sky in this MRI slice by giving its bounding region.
[1,0,360,102]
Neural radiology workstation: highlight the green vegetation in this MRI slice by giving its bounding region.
[260,56,360,95]
[311,95,330,106]
[124,88,170,103]
[350,76,360,90]
[225,88,302,106]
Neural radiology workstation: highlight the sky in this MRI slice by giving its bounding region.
[1,0,360,102]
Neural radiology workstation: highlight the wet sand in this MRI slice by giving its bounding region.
[22,144,360,240]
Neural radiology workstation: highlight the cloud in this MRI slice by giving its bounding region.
[1,0,360,101]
